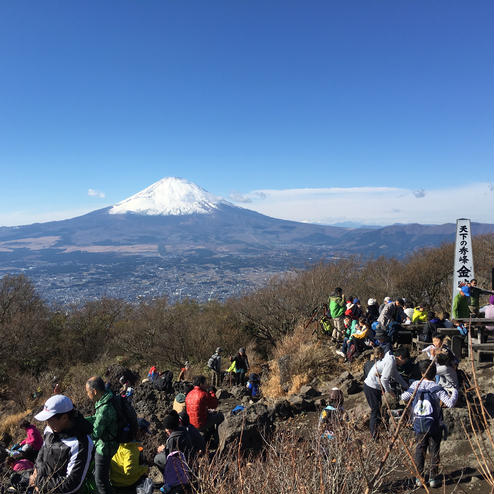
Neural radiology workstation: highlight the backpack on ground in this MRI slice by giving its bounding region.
[207,354,220,372]
[411,386,442,434]
[111,394,138,443]
[346,341,359,362]
[155,370,174,393]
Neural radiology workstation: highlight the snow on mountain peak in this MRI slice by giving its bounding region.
[109,177,228,216]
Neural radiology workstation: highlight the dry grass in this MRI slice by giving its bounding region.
[263,323,342,398]
[193,425,410,494]
[288,373,309,395]
[0,411,31,442]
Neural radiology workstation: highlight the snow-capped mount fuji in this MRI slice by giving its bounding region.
[0,177,492,304]
[109,177,229,216]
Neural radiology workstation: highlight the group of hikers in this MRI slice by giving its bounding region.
[321,278,494,364]
[319,279,493,488]
[3,278,493,493]
[3,340,266,494]
[3,372,228,494]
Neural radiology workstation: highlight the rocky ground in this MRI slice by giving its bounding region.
[0,355,492,494]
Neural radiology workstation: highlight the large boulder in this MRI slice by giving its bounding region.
[132,381,174,421]
[287,395,316,414]
[104,364,140,392]
[299,385,321,398]
[269,399,293,420]
[216,388,232,400]
[218,402,273,452]
[230,385,249,400]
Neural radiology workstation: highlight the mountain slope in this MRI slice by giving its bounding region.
[0,177,492,303]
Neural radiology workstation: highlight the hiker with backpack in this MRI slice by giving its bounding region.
[365,298,380,325]
[86,376,119,494]
[377,298,406,343]
[246,373,261,398]
[401,360,458,488]
[207,347,222,387]
[318,388,345,440]
[110,418,149,490]
[31,394,94,494]
[363,346,409,438]
[154,411,194,494]
[232,348,250,386]
[329,287,346,343]
[337,317,371,361]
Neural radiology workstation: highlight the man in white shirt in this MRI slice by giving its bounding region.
[363,347,409,438]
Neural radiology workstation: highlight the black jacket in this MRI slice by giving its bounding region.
[35,413,94,494]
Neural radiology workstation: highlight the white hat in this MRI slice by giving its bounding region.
[35,395,74,421]
[384,296,391,303]
[368,298,377,306]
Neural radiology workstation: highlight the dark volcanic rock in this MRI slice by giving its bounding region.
[287,395,316,413]
[104,364,140,392]
[299,385,321,398]
[218,402,273,452]
[270,399,293,420]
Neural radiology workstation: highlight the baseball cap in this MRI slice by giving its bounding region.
[461,286,470,296]
[35,395,74,421]
[368,298,376,306]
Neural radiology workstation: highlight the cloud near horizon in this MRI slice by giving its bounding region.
[229,182,493,225]
[88,188,105,198]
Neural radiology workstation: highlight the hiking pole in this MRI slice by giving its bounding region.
[376,369,431,493]
[305,305,320,330]
[364,359,437,494]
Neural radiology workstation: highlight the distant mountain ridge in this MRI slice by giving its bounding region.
[0,177,492,304]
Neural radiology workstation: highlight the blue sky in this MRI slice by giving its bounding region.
[0,1,492,226]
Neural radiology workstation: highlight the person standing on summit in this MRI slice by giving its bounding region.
[329,287,346,343]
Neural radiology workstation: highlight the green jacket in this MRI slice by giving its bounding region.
[452,293,470,319]
[329,295,345,319]
[86,391,119,457]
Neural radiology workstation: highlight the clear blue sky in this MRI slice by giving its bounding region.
[0,1,492,226]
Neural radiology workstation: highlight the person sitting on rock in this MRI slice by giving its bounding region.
[178,361,190,382]
[31,395,94,494]
[335,316,356,358]
[365,298,380,325]
[178,411,205,460]
[17,419,43,463]
[336,317,369,360]
[154,411,195,494]
[6,455,34,491]
[110,418,149,490]
[185,376,223,440]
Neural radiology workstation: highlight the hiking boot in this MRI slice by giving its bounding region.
[335,350,346,358]
[429,478,441,488]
